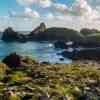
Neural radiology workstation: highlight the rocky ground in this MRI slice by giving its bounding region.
[0,54,100,100]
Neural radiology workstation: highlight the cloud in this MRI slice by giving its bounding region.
[38,0,52,8]
[46,13,54,19]
[17,0,36,6]
[16,0,52,8]
[52,3,69,14]
[71,0,100,20]
[89,0,100,6]
[25,7,40,17]
[16,0,100,21]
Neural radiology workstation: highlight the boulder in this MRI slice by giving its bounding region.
[2,53,21,68]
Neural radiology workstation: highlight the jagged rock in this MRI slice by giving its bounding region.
[33,22,46,34]
[2,53,21,68]
[28,22,47,40]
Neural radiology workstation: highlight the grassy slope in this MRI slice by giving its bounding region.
[0,58,100,100]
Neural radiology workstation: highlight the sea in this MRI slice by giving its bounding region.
[0,40,72,64]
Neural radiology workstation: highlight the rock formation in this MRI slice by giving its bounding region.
[61,47,100,60]
[2,53,21,68]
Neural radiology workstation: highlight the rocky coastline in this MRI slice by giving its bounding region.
[2,23,100,62]
[2,22,100,45]
[0,53,100,100]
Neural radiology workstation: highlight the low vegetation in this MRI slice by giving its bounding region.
[0,55,99,100]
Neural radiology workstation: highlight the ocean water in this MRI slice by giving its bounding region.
[0,40,72,64]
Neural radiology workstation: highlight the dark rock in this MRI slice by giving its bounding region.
[2,53,21,68]
[54,41,67,49]
[41,62,50,65]
[61,47,100,60]
[2,27,19,42]
[22,95,32,100]
[59,58,64,61]
[17,34,28,43]
[2,23,100,47]
[28,22,47,41]
[80,28,100,36]
[29,23,84,41]
[54,41,78,49]
[2,27,28,42]
[40,27,84,41]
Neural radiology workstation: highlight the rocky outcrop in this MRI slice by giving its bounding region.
[54,41,67,49]
[30,22,46,35]
[2,23,85,42]
[61,47,100,60]
[2,27,19,42]
[54,41,79,49]
[80,28,100,36]
[2,27,28,42]
[2,23,100,47]
[2,53,21,68]
[28,22,47,41]
[28,23,85,42]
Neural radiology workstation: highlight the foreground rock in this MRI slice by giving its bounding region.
[2,53,21,68]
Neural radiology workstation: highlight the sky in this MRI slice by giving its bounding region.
[0,0,100,31]
[0,0,74,16]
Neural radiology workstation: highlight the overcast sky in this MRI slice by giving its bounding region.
[0,0,100,31]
